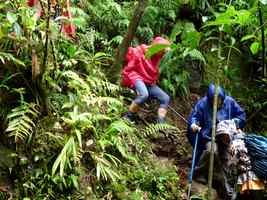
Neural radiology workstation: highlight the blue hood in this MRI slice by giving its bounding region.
[207,83,225,103]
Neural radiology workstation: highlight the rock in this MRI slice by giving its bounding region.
[190,180,220,200]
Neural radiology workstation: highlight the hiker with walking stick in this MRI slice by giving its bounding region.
[186,83,246,198]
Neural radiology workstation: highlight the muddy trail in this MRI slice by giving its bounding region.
[135,94,221,200]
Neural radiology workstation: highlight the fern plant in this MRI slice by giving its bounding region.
[5,102,39,143]
[142,123,180,137]
[98,120,137,160]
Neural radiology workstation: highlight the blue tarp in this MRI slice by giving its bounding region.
[245,134,267,180]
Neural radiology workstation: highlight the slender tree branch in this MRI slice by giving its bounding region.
[43,0,51,73]
[111,0,148,82]
[208,81,218,200]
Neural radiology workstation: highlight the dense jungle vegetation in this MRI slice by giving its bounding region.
[0,0,266,199]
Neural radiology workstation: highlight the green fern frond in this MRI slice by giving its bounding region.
[86,77,123,95]
[103,81,123,94]
[142,123,179,137]
[183,48,206,64]
[109,35,124,45]
[70,7,89,30]
[62,110,110,127]
[83,96,123,109]
[98,120,137,160]
[106,120,135,135]
[62,71,90,93]
[42,132,64,145]
[5,103,39,142]
[0,52,25,66]
[78,28,97,52]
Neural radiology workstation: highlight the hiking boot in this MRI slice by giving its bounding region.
[123,111,136,122]
[193,175,208,184]
[193,167,208,184]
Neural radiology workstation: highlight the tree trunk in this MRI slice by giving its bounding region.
[37,0,51,114]
[111,0,148,82]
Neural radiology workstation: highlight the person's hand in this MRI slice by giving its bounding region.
[191,123,201,133]
[232,118,240,128]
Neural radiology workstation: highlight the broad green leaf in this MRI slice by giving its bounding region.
[182,31,201,49]
[0,3,6,9]
[75,129,82,148]
[52,136,75,176]
[260,0,267,5]
[70,175,79,189]
[0,28,4,39]
[204,6,252,27]
[237,10,252,25]
[145,44,169,59]
[67,46,77,58]
[94,52,108,59]
[250,42,260,55]
[170,22,183,41]
[241,34,256,42]
[7,12,17,24]
[72,17,86,28]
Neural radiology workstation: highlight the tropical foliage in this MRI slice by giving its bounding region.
[0,0,266,199]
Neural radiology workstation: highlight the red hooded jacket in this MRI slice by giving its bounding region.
[28,0,75,38]
[62,10,76,38]
[121,37,170,88]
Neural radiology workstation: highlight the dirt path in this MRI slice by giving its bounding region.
[151,95,219,199]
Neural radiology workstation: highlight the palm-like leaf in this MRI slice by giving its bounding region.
[91,152,121,181]
[52,136,82,177]
[0,52,25,66]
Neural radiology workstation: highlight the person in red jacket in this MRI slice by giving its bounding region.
[27,0,75,38]
[122,37,171,123]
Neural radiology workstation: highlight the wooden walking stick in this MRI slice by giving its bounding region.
[207,83,219,200]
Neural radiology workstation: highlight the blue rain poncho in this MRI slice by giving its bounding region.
[187,84,246,165]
